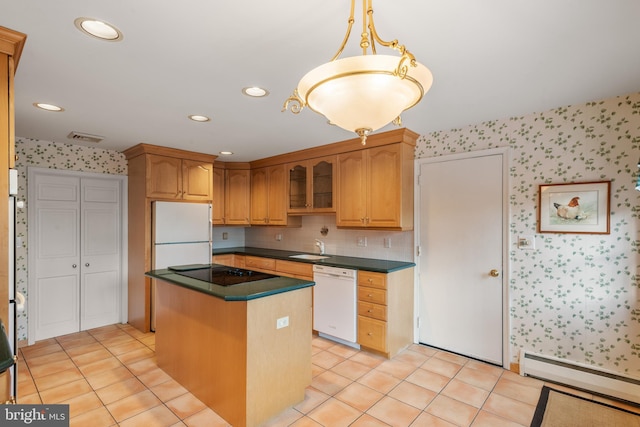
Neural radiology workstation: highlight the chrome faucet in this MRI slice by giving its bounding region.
[315,239,325,255]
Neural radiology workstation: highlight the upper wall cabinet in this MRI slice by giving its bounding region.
[213,163,251,225]
[337,143,414,230]
[146,154,213,201]
[123,144,215,202]
[287,155,336,215]
[250,165,288,225]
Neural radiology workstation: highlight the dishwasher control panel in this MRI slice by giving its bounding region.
[313,264,357,278]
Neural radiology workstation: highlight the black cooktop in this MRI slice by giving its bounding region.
[172,265,276,286]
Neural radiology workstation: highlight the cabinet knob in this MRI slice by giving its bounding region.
[367,309,372,313]
[72,264,77,268]
[367,332,373,336]
[85,263,90,267]
[368,278,373,283]
[368,294,373,297]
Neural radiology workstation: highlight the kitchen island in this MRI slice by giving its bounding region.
[146,265,314,427]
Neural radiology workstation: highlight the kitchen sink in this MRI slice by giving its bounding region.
[289,254,330,260]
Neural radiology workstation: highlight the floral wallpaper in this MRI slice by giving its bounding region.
[415,92,640,377]
[13,137,127,342]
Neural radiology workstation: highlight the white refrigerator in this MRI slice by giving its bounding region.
[151,201,212,330]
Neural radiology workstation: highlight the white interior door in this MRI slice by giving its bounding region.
[31,170,124,341]
[80,178,121,330]
[417,150,506,365]
[33,175,81,340]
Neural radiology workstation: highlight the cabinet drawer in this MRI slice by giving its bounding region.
[275,260,313,278]
[358,271,386,289]
[212,254,234,267]
[358,286,386,305]
[358,302,386,321]
[358,316,386,351]
[244,256,276,272]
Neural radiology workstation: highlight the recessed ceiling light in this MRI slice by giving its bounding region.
[33,103,64,112]
[219,151,234,156]
[74,17,123,41]
[188,115,211,122]
[242,87,269,97]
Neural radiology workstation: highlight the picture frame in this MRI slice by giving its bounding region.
[537,181,611,234]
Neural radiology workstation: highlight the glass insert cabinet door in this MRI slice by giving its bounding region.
[287,156,335,213]
[289,164,307,209]
[312,160,333,210]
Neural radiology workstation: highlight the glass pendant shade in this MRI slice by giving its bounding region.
[297,55,433,134]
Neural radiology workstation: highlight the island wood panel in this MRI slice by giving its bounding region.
[155,281,312,427]
[246,287,312,426]
[155,281,248,426]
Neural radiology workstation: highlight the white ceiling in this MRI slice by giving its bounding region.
[3,1,640,162]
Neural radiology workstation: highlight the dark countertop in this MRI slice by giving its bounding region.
[212,247,415,273]
[146,265,314,301]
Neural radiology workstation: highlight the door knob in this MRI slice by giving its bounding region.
[489,269,500,277]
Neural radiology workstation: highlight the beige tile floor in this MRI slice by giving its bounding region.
[16,323,640,426]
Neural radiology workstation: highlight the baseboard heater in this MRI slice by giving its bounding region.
[519,350,640,405]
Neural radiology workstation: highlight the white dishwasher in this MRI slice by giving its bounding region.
[313,264,358,346]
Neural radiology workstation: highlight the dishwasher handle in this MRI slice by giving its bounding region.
[315,272,351,280]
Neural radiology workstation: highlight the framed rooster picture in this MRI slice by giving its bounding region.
[538,181,611,234]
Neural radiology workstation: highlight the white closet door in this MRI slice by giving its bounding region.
[34,175,81,340]
[31,170,123,341]
[80,178,121,330]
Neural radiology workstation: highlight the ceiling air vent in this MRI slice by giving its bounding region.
[67,131,104,143]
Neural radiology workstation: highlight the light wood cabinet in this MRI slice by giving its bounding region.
[123,143,217,332]
[234,256,313,280]
[212,166,225,225]
[357,268,414,358]
[287,156,336,214]
[0,27,26,405]
[250,165,288,225]
[146,154,213,201]
[337,143,414,230]
[213,164,251,225]
[225,168,251,225]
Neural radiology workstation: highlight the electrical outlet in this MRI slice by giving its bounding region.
[276,316,289,329]
[222,232,228,240]
[275,233,283,241]
[383,237,391,248]
[357,236,367,247]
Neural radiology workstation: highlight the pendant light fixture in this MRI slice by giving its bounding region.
[282,0,433,144]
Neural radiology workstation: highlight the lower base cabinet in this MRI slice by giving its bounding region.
[357,268,414,358]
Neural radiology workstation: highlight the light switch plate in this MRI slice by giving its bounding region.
[357,237,367,247]
[518,235,535,250]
